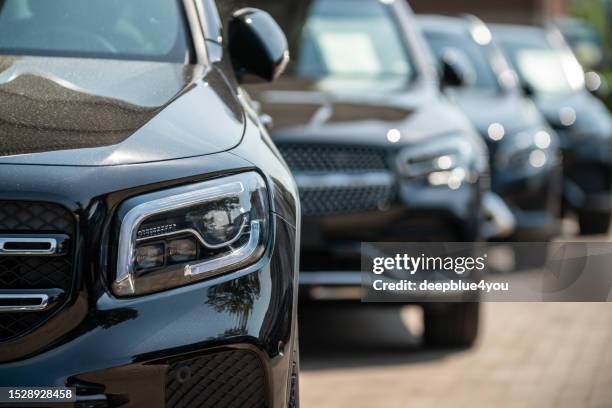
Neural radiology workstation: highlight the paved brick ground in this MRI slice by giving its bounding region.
[299,302,612,407]
[299,220,612,407]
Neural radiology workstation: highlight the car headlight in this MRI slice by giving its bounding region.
[495,130,555,171]
[113,172,269,297]
[396,134,481,189]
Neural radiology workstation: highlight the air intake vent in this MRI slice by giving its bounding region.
[166,350,268,408]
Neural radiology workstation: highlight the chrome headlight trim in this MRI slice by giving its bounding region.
[113,172,269,297]
[396,134,482,187]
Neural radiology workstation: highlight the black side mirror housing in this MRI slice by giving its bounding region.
[228,8,290,83]
[521,81,535,97]
[438,49,470,88]
[585,71,610,98]
[440,58,465,88]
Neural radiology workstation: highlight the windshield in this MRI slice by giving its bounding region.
[498,30,585,95]
[424,31,500,91]
[294,0,415,89]
[0,0,193,63]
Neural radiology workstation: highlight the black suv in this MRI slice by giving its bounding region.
[0,1,300,407]
[245,0,508,347]
[418,16,563,256]
[493,24,612,235]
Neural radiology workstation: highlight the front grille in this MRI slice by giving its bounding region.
[0,201,75,341]
[277,143,390,172]
[300,185,395,216]
[0,201,74,232]
[277,143,395,216]
[165,350,267,408]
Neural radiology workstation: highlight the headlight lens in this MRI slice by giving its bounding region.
[396,134,481,188]
[113,172,269,297]
[495,130,555,171]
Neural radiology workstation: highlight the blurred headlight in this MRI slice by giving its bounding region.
[396,134,480,189]
[113,172,269,297]
[496,130,556,171]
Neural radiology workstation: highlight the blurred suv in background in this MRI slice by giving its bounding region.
[246,0,511,347]
[419,15,563,265]
[493,24,612,235]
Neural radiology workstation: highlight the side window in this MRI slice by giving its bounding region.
[201,0,223,41]
[213,0,245,33]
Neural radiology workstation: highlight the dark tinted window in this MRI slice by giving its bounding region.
[497,30,585,94]
[295,0,413,82]
[0,0,193,62]
[424,31,500,91]
[222,0,415,90]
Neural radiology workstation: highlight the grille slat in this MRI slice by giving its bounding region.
[300,185,394,216]
[277,143,396,216]
[0,201,75,341]
[277,143,390,173]
[166,350,267,408]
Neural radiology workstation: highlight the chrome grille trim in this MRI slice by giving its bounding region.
[0,294,49,312]
[0,237,58,255]
[294,172,394,190]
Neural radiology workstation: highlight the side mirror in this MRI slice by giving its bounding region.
[520,81,535,97]
[228,8,290,83]
[585,71,610,98]
[438,49,470,88]
[440,58,465,88]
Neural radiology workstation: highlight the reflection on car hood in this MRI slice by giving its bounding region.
[449,90,546,137]
[249,77,476,146]
[0,56,244,166]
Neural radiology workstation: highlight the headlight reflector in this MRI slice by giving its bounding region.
[396,134,482,188]
[495,130,556,171]
[113,172,269,297]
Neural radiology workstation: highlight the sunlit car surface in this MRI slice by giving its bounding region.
[556,17,605,70]
[0,1,300,406]
[419,15,563,255]
[493,24,612,235]
[245,0,505,347]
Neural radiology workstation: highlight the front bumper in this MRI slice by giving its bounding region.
[493,162,563,240]
[559,130,612,213]
[298,181,484,302]
[0,215,298,408]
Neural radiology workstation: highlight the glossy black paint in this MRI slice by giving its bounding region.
[419,16,563,240]
[0,57,246,164]
[0,1,300,407]
[1,213,296,404]
[492,24,612,218]
[229,8,290,83]
[246,0,487,289]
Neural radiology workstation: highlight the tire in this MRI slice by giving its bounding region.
[423,302,480,348]
[578,211,611,235]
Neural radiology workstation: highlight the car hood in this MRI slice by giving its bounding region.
[449,89,546,137]
[0,56,244,166]
[249,77,477,146]
[534,90,612,137]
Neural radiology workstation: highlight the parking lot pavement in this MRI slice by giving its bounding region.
[299,222,612,408]
[299,302,612,408]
